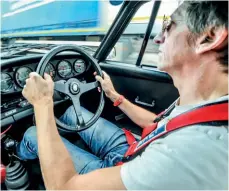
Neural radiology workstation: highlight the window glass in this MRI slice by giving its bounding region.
[107,1,179,67]
[1,1,123,56]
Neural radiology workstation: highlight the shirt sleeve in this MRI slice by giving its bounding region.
[120,126,228,190]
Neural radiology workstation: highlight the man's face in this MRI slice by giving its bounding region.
[156,8,197,72]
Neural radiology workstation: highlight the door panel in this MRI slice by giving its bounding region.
[100,62,178,112]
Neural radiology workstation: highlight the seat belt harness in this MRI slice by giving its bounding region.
[116,101,228,165]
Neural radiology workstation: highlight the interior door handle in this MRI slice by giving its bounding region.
[135,96,155,108]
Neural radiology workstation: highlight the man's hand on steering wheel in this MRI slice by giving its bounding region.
[22,72,54,108]
[94,71,120,102]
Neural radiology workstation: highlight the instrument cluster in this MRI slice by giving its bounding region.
[1,58,88,93]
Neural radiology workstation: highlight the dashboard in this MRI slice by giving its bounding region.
[1,54,92,128]
[1,57,89,94]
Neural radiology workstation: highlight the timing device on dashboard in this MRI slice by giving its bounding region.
[1,98,31,119]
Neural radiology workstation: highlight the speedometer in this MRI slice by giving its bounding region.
[45,63,56,79]
[15,67,32,88]
[57,60,72,78]
[74,59,86,73]
[1,73,13,93]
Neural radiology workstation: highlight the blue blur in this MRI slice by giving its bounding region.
[1,1,101,36]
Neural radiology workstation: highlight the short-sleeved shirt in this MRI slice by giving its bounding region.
[121,96,228,190]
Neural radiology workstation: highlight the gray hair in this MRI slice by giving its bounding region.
[181,1,228,72]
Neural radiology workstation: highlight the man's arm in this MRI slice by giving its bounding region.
[59,166,125,190]
[34,102,76,189]
[22,72,126,190]
[95,71,157,128]
[35,101,125,190]
[110,91,157,128]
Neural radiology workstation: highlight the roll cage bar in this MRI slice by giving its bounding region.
[94,0,161,66]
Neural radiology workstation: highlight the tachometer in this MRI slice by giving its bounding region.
[57,60,72,78]
[1,73,13,93]
[74,59,86,73]
[45,63,56,79]
[15,67,32,88]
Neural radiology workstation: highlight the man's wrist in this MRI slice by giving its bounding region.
[109,91,121,102]
[34,99,55,129]
[34,99,54,110]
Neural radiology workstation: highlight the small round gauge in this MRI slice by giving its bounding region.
[1,73,13,93]
[15,67,32,88]
[57,60,72,78]
[45,63,56,79]
[74,59,86,73]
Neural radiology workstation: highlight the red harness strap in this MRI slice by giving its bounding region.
[0,163,6,184]
[141,110,165,139]
[122,128,136,145]
[166,102,228,131]
[116,102,228,166]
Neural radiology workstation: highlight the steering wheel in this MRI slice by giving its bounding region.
[36,45,105,132]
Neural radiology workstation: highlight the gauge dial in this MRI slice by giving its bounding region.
[15,67,32,88]
[1,73,13,93]
[74,59,86,73]
[45,63,56,79]
[57,60,72,78]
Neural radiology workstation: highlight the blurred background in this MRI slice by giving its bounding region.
[1,0,179,67]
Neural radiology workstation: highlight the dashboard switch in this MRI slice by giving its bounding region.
[18,100,30,108]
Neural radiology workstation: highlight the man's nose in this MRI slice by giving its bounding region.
[153,32,165,44]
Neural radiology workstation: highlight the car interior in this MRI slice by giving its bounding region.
[1,0,179,190]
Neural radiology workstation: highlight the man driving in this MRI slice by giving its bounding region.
[16,1,228,190]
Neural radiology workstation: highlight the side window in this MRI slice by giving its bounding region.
[107,1,178,67]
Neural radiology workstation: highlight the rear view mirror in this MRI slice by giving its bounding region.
[109,0,123,6]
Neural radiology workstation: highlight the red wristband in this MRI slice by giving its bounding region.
[113,95,125,107]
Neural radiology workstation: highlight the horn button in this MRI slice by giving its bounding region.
[70,82,80,94]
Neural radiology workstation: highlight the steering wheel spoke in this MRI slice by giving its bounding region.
[54,80,67,94]
[71,96,85,127]
[81,81,99,94]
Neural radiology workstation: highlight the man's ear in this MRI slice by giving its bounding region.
[195,26,228,54]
